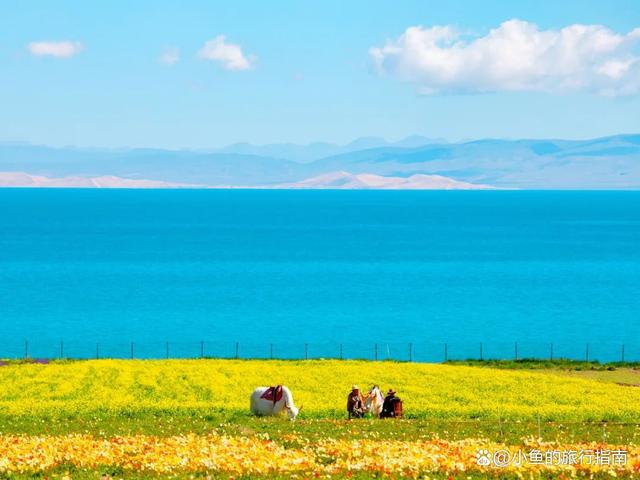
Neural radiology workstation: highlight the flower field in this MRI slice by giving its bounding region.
[0,434,638,478]
[0,359,639,421]
[0,359,639,478]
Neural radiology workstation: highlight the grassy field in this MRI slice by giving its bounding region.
[0,359,638,479]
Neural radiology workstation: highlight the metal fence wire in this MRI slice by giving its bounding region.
[5,340,639,363]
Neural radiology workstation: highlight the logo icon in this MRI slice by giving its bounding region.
[476,449,491,466]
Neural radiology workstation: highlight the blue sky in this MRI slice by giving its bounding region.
[0,0,639,148]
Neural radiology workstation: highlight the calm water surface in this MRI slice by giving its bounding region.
[1,190,639,360]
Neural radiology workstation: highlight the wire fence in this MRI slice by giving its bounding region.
[4,340,640,363]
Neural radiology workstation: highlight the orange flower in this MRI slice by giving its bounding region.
[0,434,637,477]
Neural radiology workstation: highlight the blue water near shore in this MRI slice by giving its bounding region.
[1,189,640,361]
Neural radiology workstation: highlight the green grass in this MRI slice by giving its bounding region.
[557,368,640,385]
[446,358,640,370]
[447,358,640,387]
[0,470,631,480]
[0,411,637,445]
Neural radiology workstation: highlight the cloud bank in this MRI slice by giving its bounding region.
[197,35,253,71]
[28,41,84,58]
[370,20,640,95]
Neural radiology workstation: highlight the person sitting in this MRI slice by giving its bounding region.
[380,389,402,418]
[347,385,366,419]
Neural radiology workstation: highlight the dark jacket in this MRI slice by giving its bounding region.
[381,394,401,418]
[347,391,365,414]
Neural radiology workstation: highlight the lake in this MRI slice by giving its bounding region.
[1,189,639,361]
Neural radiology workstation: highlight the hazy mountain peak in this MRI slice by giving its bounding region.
[275,171,496,190]
[0,172,196,188]
[344,136,387,149]
[393,135,446,148]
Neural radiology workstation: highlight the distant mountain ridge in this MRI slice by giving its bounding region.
[305,134,640,189]
[0,134,638,189]
[274,171,496,190]
[0,172,196,188]
[213,135,444,163]
[0,145,298,185]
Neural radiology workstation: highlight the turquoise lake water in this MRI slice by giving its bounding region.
[1,189,639,361]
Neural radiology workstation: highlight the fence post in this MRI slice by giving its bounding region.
[235,342,239,359]
[24,340,28,359]
[304,343,308,360]
[374,343,378,361]
[339,343,343,360]
[166,341,169,359]
[480,342,483,361]
[409,343,413,362]
[96,343,100,360]
[550,343,553,361]
[585,343,589,362]
[60,341,64,359]
[130,342,134,359]
[621,344,625,363]
[514,341,518,361]
[444,343,448,362]
[200,341,204,359]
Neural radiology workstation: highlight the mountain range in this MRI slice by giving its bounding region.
[0,134,639,189]
[273,171,495,190]
[213,135,444,163]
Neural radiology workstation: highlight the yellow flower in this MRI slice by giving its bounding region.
[0,359,638,421]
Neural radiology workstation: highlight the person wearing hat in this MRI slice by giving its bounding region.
[347,385,366,419]
[380,388,402,418]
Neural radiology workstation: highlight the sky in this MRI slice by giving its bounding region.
[0,0,639,149]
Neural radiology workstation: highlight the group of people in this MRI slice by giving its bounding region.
[347,384,402,419]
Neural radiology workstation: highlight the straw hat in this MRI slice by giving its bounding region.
[351,385,359,391]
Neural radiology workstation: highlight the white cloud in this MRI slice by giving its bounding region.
[370,20,640,96]
[28,41,84,58]
[160,46,180,66]
[197,35,253,71]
